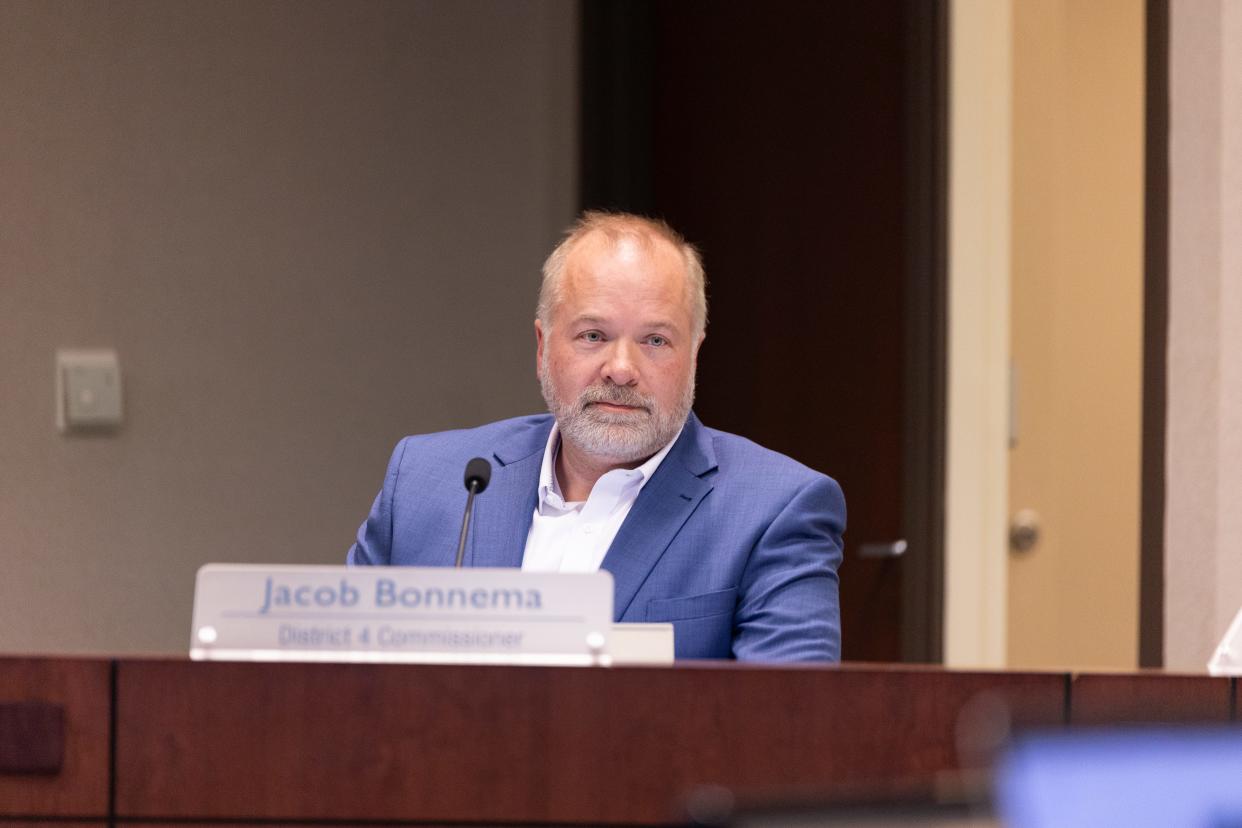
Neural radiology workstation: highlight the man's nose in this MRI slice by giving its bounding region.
[601,341,639,386]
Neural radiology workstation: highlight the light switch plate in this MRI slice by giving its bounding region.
[56,349,123,432]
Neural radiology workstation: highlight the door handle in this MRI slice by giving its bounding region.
[857,540,907,559]
[1009,509,1041,553]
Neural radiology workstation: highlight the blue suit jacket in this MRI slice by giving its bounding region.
[347,413,845,661]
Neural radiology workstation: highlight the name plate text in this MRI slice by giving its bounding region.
[190,564,614,666]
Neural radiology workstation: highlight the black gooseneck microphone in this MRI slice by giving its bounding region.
[454,457,492,567]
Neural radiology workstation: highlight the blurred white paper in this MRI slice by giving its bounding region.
[1207,605,1242,676]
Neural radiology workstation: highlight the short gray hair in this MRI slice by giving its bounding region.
[537,211,707,338]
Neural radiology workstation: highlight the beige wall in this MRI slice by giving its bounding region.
[1006,0,1144,670]
[1166,0,1242,671]
[0,0,576,654]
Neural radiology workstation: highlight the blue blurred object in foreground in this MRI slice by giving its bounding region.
[998,727,1242,828]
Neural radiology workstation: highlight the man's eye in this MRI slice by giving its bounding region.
[581,331,603,343]
[647,335,668,347]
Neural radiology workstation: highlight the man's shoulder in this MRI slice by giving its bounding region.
[396,414,552,458]
[404,414,552,444]
[375,414,551,493]
[694,418,833,488]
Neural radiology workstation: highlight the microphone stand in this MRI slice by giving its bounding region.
[454,479,481,568]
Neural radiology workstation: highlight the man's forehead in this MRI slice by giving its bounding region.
[568,241,682,297]
[568,226,682,266]
[565,312,682,331]
[550,228,694,330]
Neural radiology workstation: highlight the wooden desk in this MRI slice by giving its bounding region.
[1070,672,1233,725]
[1,657,1235,825]
[0,657,110,822]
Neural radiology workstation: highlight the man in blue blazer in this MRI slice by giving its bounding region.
[349,212,845,661]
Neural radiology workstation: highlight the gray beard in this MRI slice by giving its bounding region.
[539,356,694,464]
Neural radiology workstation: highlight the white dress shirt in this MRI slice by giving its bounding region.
[521,423,682,573]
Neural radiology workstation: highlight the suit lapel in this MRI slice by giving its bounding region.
[468,419,550,568]
[601,414,717,620]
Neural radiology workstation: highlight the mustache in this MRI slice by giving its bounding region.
[577,385,652,411]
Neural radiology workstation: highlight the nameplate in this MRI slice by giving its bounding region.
[190,564,614,666]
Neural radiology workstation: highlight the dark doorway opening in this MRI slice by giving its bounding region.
[580,0,948,662]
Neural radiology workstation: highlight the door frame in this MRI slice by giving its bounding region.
[1139,0,1168,669]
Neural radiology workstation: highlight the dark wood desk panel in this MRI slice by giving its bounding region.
[0,658,111,818]
[1069,672,1233,725]
[114,660,1063,825]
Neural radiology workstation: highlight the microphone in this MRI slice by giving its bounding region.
[454,457,492,567]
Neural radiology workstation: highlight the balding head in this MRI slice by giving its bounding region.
[537,211,707,340]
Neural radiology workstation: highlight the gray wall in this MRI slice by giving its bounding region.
[0,0,577,654]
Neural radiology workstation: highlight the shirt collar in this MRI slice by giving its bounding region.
[537,420,684,511]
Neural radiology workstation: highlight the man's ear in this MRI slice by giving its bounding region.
[534,319,545,377]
